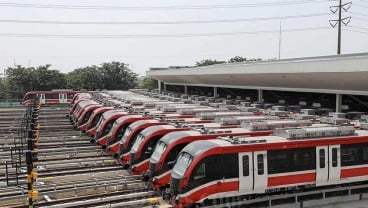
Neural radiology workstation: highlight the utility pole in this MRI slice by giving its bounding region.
[278,21,282,60]
[329,0,352,54]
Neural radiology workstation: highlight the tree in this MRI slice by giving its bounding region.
[139,78,158,90]
[66,62,138,90]
[5,65,35,98]
[33,65,67,90]
[195,59,225,67]
[66,66,102,90]
[228,56,247,63]
[99,62,138,90]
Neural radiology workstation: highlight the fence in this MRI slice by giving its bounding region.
[0,99,23,107]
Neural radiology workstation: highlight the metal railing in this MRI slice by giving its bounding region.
[0,99,23,107]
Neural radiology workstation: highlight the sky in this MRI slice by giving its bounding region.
[0,0,367,76]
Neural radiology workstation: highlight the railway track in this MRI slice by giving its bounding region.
[0,105,160,208]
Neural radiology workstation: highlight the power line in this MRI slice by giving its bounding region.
[348,25,368,31]
[352,16,368,21]
[344,28,368,35]
[0,27,330,39]
[347,11,368,17]
[0,0,329,10]
[0,13,331,25]
[354,4,368,8]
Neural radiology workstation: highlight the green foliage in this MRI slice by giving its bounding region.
[195,59,226,67]
[228,56,247,63]
[66,62,138,90]
[2,61,138,99]
[66,66,101,90]
[139,78,158,90]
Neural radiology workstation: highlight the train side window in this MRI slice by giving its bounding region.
[293,148,316,171]
[341,145,360,166]
[242,155,249,176]
[332,148,338,167]
[268,150,289,174]
[319,149,325,168]
[194,163,205,180]
[363,145,368,161]
[257,154,264,175]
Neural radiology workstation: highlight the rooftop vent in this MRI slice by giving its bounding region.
[218,136,267,144]
[274,126,356,140]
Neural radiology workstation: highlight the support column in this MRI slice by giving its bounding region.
[184,85,188,94]
[336,94,343,112]
[163,83,167,92]
[257,89,263,103]
[213,87,218,98]
[157,80,162,93]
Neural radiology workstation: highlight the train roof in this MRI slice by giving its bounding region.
[140,124,177,136]
[84,104,103,110]
[182,127,368,158]
[79,100,99,107]
[160,127,256,146]
[102,110,127,118]
[115,114,144,123]
[128,119,161,129]
[161,131,202,145]
[91,106,114,113]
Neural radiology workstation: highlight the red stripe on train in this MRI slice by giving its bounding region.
[268,172,316,187]
[341,166,368,178]
[179,180,239,206]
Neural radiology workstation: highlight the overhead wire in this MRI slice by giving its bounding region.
[344,28,368,35]
[0,0,329,10]
[0,27,331,38]
[0,13,331,25]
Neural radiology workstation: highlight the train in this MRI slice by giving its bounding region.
[147,120,312,190]
[22,90,78,105]
[165,126,368,208]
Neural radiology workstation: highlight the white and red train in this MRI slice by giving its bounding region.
[22,90,79,105]
[167,126,368,208]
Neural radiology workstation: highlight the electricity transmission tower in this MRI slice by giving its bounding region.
[329,0,352,54]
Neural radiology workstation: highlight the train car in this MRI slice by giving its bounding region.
[129,124,241,175]
[76,104,103,129]
[120,125,192,168]
[148,129,280,190]
[101,115,201,152]
[81,106,114,133]
[166,126,368,208]
[90,111,129,142]
[97,115,151,149]
[69,98,92,119]
[109,119,170,157]
[71,100,99,125]
[70,92,91,105]
[86,110,127,138]
[22,90,78,105]
[108,118,216,157]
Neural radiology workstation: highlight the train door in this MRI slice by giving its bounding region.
[316,146,328,185]
[239,152,253,192]
[253,151,268,191]
[59,93,67,103]
[328,145,341,183]
[39,94,45,104]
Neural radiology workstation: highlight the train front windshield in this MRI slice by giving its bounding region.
[131,133,146,153]
[96,117,105,132]
[120,127,133,143]
[107,121,118,135]
[151,141,168,162]
[172,152,193,177]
